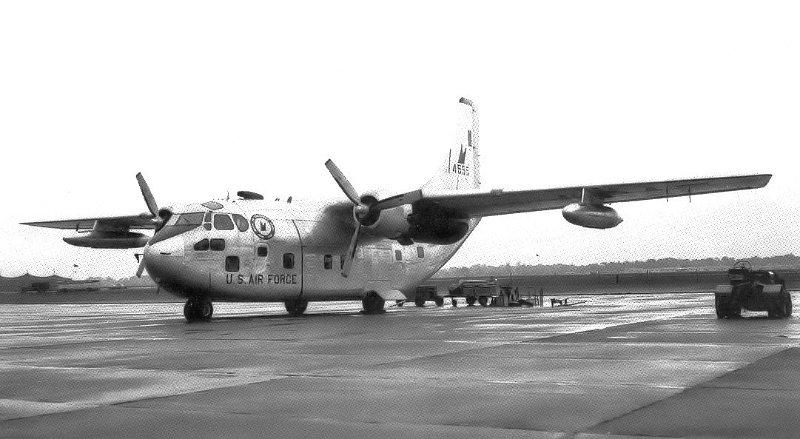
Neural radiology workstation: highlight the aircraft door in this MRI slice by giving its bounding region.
[246,216,302,301]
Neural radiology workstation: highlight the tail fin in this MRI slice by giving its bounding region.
[423,97,481,192]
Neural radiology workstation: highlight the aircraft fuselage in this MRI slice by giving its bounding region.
[143,198,478,303]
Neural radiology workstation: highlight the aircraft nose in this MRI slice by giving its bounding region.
[142,237,184,283]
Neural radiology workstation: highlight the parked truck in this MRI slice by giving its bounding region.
[715,260,793,319]
[448,279,500,306]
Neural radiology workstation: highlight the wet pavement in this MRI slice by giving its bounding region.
[1,293,799,438]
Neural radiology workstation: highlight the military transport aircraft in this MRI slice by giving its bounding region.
[23,98,771,321]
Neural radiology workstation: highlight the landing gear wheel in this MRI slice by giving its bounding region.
[362,292,385,314]
[478,296,489,307]
[715,296,728,319]
[434,297,444,307]
[184,296,213,322]
[285,299,308,316]
[786,294,793,317]
[451,298,458,307]
[466,296,476,307]
[414,296,426,307]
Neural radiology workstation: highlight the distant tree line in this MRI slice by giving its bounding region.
[434,254,800,278]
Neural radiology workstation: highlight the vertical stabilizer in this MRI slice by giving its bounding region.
[423,97,481,192]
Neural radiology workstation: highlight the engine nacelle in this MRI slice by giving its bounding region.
[63,231,150,249]
[364,202,470,245]
[562,203,623,229]
[406,201,470,245]
[364,206,411,240]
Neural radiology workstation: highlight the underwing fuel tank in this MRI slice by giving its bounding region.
[562,203,623,229]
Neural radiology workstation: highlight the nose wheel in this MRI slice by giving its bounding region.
[362,292,385,314]
[184,296,213,322]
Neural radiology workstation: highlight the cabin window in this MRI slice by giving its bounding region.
[225,256,239,272]
[257,246,268,257]
[214,214,235,230]
[283,253,295,269]
[417,246,425,258]
[324,254,332,270]
[193,239,209,251]
[395,250,402,261]
[210,238,225,251]
[232,214,249,232]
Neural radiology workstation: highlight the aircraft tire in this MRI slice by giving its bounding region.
[199,299,213,321]
[478,296,488,307]
[362,292,385,314]
[466,296,476,306]
[184,296,213,322]
[183,300,194,321]
[434,297,444,307]
[285,299,308,317]
[414,297,426,307]
[714,296,728,319]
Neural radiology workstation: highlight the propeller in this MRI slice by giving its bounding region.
[136,172,159,218]
[135,172,160,278]
[324,159,422,277]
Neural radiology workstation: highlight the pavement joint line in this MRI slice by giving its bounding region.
[579,345,796,435]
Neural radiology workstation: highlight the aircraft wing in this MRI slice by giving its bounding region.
[414,174,772,218]
[22,214,157,231]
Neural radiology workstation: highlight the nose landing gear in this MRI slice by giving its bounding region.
[362,292,385,314]
[184,296,213,322]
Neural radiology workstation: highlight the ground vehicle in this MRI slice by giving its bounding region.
[715,261,793,319]
[413,285,443,307]
[448,279,499,306]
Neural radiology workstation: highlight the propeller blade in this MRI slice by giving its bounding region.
[372,189,423,211]
[341,226,361,278]
[135,256,146,278]
[325,159,361,205]
[136,172,159,217]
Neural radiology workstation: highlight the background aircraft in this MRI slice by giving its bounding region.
[23,98,771,321]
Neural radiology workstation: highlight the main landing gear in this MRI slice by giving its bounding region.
[285,299,308,317]
[362,292,385,314]
[184,296,213,322]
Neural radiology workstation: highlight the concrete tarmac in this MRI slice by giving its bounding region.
[1,293,799,439]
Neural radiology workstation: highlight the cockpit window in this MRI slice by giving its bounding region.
[193,239,209,251]
[148,212,204,246]
[175,212,204,226]
[232,214,249,232]
[214,214,235,230]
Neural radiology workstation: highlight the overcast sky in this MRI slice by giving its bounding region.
[1,1,798,279]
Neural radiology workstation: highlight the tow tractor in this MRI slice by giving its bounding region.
[715,260,793,319]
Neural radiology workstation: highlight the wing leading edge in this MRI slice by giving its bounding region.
[411,174,772,218]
